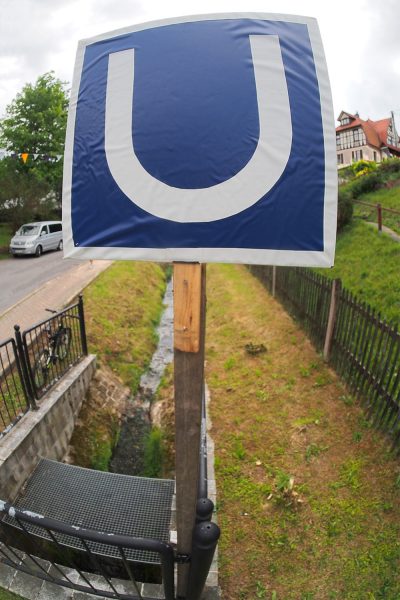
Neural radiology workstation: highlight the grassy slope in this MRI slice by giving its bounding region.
[315,220,400,323]
[83,261,166,391]
[206,263,400,600]
[69,261,167,470]
[354,186,400,235]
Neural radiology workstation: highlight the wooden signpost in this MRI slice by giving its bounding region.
[64,13,336,598]
[173,262,206,594]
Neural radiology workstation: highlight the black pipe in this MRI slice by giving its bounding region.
[185,521,220,600]
[195,498,214,524]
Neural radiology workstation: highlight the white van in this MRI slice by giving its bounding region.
[9,221,63,257]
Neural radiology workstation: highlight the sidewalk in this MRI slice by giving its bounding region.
[0,260,112,342]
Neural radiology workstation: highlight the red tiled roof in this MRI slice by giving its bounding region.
[336,115,391,149]
[371,118,391,145]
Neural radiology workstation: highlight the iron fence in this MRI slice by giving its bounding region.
[22,297,87,399]
[0,296,88,436]
[0,500,175,600]
[249,265,400,452]
[0,338,31,438]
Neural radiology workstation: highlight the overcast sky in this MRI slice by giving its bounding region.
[0,0,399,126]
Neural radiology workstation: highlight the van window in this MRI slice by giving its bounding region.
[40,225,49,235]
[17,225,40,236]
[49,223,62,233]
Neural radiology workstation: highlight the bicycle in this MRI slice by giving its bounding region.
[32,309,72,389]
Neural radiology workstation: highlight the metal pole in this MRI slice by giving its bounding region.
[185,521,220,600]
[14,325,37,409]
[78,295,88,355]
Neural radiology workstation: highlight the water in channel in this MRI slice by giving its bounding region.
[109,278,173,475]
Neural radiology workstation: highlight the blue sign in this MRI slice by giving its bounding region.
[63,13,337,266]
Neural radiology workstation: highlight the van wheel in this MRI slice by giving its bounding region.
[35,245,42,257]
[57,240,63,251]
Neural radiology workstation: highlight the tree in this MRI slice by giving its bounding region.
[0,72,69,205]
[0,158,52,230]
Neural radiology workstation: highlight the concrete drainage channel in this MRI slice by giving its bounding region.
[0,278,219,599]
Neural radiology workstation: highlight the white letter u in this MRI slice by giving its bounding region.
[105,35,292,223]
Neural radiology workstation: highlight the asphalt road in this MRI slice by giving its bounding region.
[0,250,85,315]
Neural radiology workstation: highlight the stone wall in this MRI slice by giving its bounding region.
[0,355,96,501]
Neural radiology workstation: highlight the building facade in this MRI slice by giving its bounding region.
[336,110,400,167]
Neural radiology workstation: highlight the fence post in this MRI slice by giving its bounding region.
[78,295,88,356]
[323,279,341,363]
[185,521,220,600]
[377,203,382,232]
[14,325,37,410]
[272,266,277,298]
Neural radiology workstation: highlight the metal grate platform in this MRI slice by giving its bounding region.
[5,458,174,565]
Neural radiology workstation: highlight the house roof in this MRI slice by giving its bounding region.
[336,113,397,150]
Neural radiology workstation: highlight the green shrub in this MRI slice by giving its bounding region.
[352,159,376,176]
[348,170,382,198]
[379,157,400,174]
[337,187,353,231]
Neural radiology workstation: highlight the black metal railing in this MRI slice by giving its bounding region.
[249,265,400,452]
[0,296,88,436]
[0,338,31,438]
[0,500,175,600]
[22,297,87,399]
[184,387,220,600]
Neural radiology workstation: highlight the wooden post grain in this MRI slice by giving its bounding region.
[173,262,206,596]
[323,278,341,362]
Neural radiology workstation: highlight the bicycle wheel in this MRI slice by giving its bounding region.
[57,327,72,360]
[33,350,50,389]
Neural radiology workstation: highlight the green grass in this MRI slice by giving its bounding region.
[315,220,400,323]
[0,590,25,600]
[354,186,400,235]
[206,263,400,600]
[84,261,166,391]
[69,261,167,471]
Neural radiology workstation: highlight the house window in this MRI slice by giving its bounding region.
[341,117,350,125]
[336,128,366,150]
[373,151,377,162]
[337,153,344,165]
[352,149,363,162]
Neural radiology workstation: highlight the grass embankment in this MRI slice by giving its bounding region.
[206,264,400,600]
[69,261,167,471]
[315,220,400,324]
[354,186,400,236]
[0,590,24,600]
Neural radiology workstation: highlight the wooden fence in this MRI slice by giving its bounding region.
[249,265,400,452]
